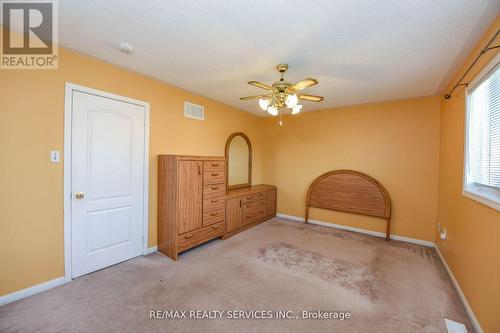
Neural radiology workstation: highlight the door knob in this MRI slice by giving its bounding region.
[75,192,85,199]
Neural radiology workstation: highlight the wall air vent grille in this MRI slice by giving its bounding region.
[184,102,204,120]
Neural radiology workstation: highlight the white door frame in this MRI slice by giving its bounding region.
[63,82,150,282]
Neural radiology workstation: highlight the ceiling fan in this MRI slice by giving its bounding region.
[240,63,324,117]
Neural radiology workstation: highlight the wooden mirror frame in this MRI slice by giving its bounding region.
[225,132,252,190]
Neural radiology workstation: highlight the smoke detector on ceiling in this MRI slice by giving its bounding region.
[118,42,134,55]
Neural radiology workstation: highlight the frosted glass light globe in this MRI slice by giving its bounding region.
[292,104,302,115]
[285,94,298,108]
[259,99,270,111]
[267,106,278,116]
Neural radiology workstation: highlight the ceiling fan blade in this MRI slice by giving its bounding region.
[248,81,272,90]
[289,78,318,91]
[298,94,324,102]
[240,94,272,100]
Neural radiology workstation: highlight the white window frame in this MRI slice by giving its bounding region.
[463,52,500,211]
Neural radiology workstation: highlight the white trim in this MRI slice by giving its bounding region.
[63,83,150,283]
[0,277,65,306]
[463,52,500,212]
[466,52,500,91]
[276,213,434,247]
[142,103,150,255]
[63,83,72,283]
[145,246,158,255]
[463,189,500,211]
[435,246,484,333]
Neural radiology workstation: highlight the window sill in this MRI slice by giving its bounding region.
[463,185,500,212]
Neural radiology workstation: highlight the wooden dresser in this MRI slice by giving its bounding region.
[158,155,226,260]
[225,185,276,238]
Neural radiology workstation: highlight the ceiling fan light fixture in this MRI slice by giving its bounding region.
[240,64,324,120]
[285,94,298,108]
[292,104,302,115]
[259,98,270,111]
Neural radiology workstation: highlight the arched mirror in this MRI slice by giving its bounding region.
[225,132,252,190]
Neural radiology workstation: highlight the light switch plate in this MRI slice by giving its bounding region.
[50,150,60,163]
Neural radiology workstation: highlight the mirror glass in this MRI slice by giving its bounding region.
[226,133,251,189]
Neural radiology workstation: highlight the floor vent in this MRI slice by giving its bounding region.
[445,319,467,333]
[184,102,204,120]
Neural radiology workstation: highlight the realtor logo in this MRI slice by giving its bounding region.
[1,0,58,69]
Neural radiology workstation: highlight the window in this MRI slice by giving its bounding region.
[464,55,500,210]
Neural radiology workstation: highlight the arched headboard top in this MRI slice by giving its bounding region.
[306,170,391,239]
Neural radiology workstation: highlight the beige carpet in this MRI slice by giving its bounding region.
[0,218,472,333]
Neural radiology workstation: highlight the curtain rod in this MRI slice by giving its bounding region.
[444,28,500,100]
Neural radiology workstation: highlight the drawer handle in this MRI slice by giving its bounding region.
[246,205,250,208]
[211,199,218,203]
[211,212,218,216]
[211,173,219,176]
[185,234,193,239]
[211,163,219,166]
[211,186,219,190]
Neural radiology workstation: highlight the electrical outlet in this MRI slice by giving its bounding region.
[440,228,447,240]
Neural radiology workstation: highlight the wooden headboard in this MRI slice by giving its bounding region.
[305,170,392,240]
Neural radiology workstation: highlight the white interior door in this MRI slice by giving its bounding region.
[71,90,146,278]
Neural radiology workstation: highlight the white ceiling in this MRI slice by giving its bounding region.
[57,0,499,115]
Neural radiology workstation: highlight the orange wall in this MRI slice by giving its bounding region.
[0,44,263,296]
[436,16,500,333]
[261,96,441,242]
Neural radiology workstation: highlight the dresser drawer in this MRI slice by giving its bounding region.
[203,160,225,172]
[203,205,225,227]
[203,170,225,185]
[242,208,267,226]
[242,199,266,212]
[203,197,225,210]
[242,192,267,204]
[203,184,225,198]
[177,222,224,252]
[242,205,266,220]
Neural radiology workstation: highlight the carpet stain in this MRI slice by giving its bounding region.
[291,223,375,246]
[257,242,381,300]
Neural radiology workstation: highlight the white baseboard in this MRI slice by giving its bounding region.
[435,246,483,333]
[1,247,159,307]
[276,213,434,247]
[0,277,65,306]
[145,246,158,255]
